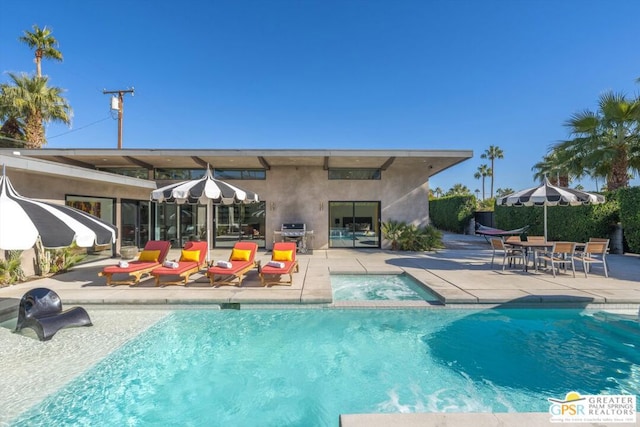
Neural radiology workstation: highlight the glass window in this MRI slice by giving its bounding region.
[65,195,115,224]
[214,169,266,180]
[328,168,381,180]
[99,168,149,179]
[154,168,265,180]
[155,169,205,180]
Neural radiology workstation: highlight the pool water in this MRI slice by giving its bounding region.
[11,309,640,426]
[331,273,440,301]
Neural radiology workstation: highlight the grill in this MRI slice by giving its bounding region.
[275,223,312,253]
[281,223,306,237]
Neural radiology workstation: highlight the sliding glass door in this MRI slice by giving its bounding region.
[121,199,150,248]
[329,201,380,248]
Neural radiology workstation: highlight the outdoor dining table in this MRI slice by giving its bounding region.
[507,241,586,272]
[506,241,554,272]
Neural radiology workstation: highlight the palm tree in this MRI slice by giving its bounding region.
[480,145,503,198]
[473,164,491,200]
[1,73,72,148]
[19,25,63,77]
[433,187,443,198]
[531,151,572,186]
[495,188,514,198]
[447,183,471,196]
[558,91,640,190]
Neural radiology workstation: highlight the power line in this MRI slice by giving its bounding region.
[48,115,112,139]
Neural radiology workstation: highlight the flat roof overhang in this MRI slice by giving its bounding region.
[1,148,473,178]
[0,153,156,189]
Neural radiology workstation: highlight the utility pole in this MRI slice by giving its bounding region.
[103,88,134,149]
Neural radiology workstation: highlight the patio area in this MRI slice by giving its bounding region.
[1,233,639,316]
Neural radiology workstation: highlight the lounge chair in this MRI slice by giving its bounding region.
[206,241,259,287]
[259,242,299,286]
[151,241,209,286]
[14,288,92,341]
[99,240,171,286]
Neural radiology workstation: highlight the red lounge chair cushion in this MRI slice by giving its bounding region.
[102,261,159,274]
[260,260,296,275]
[208,260,253,275]
[151,261,199,275]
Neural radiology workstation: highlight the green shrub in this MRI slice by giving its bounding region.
[0,250,25,286]
[48,244,87,274]
[382,221,443,251]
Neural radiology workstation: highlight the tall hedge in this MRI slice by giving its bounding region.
[618,187,640,253]
[429,195,475,233]
[494,192,619,243]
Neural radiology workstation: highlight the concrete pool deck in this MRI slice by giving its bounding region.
[0,233,638,426]
[1,233,639,313]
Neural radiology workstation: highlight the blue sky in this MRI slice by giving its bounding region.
[2,0,639,193]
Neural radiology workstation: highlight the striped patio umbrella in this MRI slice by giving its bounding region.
[496,178,605,241]
[0,167,117,250]
[150,167,259,262]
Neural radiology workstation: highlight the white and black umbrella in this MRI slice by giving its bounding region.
[0,168,117,250]
[497,178,605,240]
[151,167,259,262]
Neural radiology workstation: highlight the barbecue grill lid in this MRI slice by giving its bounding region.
[282,223,305,229]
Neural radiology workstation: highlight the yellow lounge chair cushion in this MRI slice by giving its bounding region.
[180,249,200,263]
[138,250,161,262]
[273,249,293,262]
[231,248,252,261]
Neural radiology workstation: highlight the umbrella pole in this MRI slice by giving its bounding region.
[206,199,212,263]
[544,204,548,241]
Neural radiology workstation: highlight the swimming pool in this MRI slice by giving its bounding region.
[331,274,440,301]
[9,308,640,426]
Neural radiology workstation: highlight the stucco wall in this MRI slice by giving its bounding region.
[258,163,431,249]
[9,170,151,201]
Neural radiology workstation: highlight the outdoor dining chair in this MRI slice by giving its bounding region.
[524,235,546,266]
[536,241,577,278]
[489,238,525,271]
[578,240,609,278]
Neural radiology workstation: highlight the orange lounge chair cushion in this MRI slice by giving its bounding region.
[208,260,254,275]
[260,260,296,275]
[151,261,199,276]
[102,261,159,274]
[141,240,172,262]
